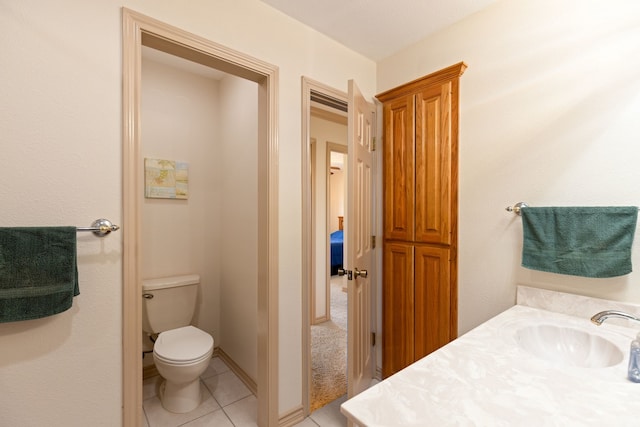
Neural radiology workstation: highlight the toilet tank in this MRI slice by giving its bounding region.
[142,274,200,334]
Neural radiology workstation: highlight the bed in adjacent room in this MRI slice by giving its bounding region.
[330,216,344,276]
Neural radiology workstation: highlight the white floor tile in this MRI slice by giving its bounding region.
[143,375,162,400]
[223,395,258,427]
[143,356,352,427]
[201,356,230,379]
[309,394,348,427]
[181,409,234,427]
[203,370,252,407]
[143,381,220,427]
[293,418,320,426]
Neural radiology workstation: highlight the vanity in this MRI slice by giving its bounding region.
[341,286,640,426]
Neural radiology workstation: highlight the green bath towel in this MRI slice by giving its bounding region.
[521,207,638,278]
[0,227,79,322]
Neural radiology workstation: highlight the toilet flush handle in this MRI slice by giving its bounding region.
[143,293,154,299]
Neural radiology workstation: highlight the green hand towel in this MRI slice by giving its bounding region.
[521,207,638,278]
[0,227,79,322]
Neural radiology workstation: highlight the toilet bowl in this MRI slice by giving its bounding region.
[153,325,214,413]
[142,274,215,413]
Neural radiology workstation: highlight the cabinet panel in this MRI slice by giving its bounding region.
[415,83,452,244]
[414,245,453,360]
[382,242,414,378]
[383,95,414,241]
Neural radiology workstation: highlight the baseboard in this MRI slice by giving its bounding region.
[143,363,159,380]
[278,405,305,427]
[216,347,258,395]
[313,314,329,325]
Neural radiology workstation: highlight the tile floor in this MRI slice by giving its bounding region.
[143,356,349,427]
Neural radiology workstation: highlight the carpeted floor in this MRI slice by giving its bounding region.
[310,277,347,412]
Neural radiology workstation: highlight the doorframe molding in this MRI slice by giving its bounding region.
[122,8,279,426]
[301,76,347,415]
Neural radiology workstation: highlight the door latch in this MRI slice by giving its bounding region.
[337,268,353,280]
[338,268,368,280]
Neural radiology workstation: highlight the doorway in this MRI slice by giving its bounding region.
[313,140,349,411]
[302,77,351,414]
[122,9,279,426]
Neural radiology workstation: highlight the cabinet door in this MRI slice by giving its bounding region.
[414,245,454,359]
[383,95,415,241]
[415,82,452,244]
[382,242,414,378]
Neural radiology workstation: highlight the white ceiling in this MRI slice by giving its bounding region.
[260,0,499,61]
[143,1,499,78]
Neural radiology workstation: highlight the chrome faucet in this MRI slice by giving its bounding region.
[591,310,640,326]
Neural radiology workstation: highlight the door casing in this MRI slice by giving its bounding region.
[122,8,279,426]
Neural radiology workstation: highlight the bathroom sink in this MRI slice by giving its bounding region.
[515,324,623,368]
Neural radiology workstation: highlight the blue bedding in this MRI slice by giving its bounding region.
[330,230,344,275]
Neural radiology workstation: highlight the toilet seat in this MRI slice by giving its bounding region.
[154,325,213,365]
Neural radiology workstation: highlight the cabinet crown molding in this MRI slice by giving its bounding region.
[376,62,467,102]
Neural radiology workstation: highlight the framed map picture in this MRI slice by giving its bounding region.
[144,158,189,199]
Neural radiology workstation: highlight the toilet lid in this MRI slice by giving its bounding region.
[154,326,214,363]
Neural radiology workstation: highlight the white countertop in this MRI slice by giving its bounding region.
[341,287,640,426]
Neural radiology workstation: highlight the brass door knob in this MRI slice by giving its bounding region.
[354,268,368,278]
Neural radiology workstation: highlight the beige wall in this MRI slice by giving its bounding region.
[0,0,375,424]
[377,0,640,334]
[218,75,259,381]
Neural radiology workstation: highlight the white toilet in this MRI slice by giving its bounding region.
[142,274,214,413]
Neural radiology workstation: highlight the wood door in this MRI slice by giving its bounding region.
[383,94,415,241]
[346,79,375,397]
[415,83,452,244]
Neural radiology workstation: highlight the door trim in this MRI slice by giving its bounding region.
[301,77,347,415]
[122,8,279,426]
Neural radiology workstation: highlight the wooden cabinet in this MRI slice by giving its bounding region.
[414,245,453,359]
[382,95,414,242]
[382,243,414,371]
[379,63,465,378]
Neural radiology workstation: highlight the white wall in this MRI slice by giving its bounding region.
[0,0,376,424]
[377,0,640,334]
